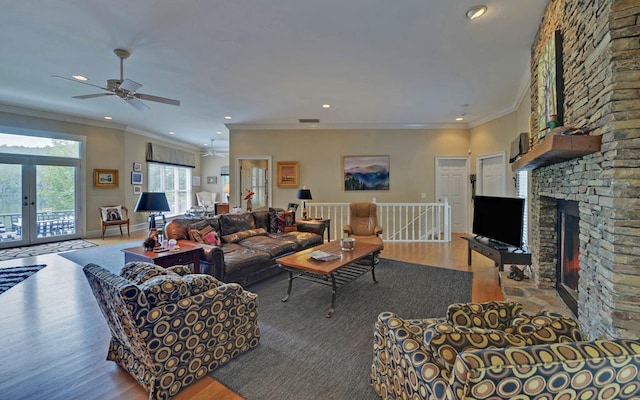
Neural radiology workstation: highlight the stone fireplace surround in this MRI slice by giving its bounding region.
[526,0,639,340]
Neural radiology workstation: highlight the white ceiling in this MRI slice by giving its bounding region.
[0,1,547,152]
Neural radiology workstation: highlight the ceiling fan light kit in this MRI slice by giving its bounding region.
[53,48,181,110]
[466,5,487,20]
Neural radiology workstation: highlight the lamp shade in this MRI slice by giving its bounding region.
[296,189,312,200]
[134,192,171,212]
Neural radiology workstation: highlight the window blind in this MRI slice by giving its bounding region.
[146,143,196,168]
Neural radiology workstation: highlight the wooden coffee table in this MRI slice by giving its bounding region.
[276,240,383,317]
[121,242,203,273]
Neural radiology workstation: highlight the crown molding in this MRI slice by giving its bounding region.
[225,122,468,131]
[0,103,127,130]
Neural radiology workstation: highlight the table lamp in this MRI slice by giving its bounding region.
[134,192,171,230]
[296,187,312,220]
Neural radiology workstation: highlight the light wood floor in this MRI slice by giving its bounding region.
[0,233,502,400]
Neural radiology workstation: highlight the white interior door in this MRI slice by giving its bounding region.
[477,153,506,196]
[435,157,469,233]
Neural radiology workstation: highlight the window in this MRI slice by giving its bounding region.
[516,170,528,246]
[148,163,192,215]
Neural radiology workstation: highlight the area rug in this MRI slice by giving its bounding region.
[0,239,98,261]
[0,264,47,294]
[210,258,473,400]
[59,242,134,273]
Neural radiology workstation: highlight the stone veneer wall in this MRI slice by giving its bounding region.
[529,0,640,339]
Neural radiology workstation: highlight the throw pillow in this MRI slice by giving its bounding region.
[511,311,585,345]
[100,206,123,222]
[276,210,295,233]
[446,301,524,330]
[222,227,268,243]
[423,323,527,371]
[203,230,221,246]
[188,224,214,243]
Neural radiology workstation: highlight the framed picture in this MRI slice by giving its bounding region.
[277,161,299,188]
[132,162,142,172]
[94,169,119,188]
[133,185,142,195]
[343,155,389,191]
[192,176,201,187]
[131,171,143,185]
[207,176,217,184]
[536,30,564,144]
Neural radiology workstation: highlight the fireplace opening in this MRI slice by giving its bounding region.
[557,200,579,316]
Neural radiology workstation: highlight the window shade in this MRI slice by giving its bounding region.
[146,143,196,168]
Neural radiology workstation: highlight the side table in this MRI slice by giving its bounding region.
[121,242,203,273]
[296,218,331,242]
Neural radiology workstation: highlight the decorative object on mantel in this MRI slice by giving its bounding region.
[536,30,564,145]
[549,126,588,136]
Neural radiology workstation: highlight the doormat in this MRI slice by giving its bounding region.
[0,239,97,261]
[0,264,46,294]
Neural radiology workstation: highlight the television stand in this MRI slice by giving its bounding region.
[463,236,531,272]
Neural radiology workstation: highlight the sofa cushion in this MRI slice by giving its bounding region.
[189,224,214,243]
[120,261,178,284]
[221,243,272,276]
[219,213,256,236]
[423,322,527,371]
[222,227,268,244]
[237,234,298,258]
[446,301,524,330]
[270,231,323,249]
[511,310,585,345]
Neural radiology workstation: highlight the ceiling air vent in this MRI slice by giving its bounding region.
[299,118,320,123]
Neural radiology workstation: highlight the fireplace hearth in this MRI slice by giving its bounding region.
[557,200,579,316]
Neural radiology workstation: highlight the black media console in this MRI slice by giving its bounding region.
[463,236,531,272]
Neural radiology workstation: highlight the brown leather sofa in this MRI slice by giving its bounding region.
[164,209,323,286]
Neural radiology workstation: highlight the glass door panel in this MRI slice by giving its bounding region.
[0,162,26,247]
[33,165,77,241]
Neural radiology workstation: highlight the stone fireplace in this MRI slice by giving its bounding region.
[525,0,640,340]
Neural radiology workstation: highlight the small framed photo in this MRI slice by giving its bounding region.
[207,176,217,184]
[132,162,142,172]
[133,185,142,195]
[277,161,299,188]
[131,171,143,185]
[94,169,118,188]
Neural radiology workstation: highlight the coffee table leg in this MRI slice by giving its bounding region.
[326,274,337,318]
[282,270,294,302]
[371,253,378,283]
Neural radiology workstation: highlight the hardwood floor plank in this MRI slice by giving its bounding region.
[0,234,502,399]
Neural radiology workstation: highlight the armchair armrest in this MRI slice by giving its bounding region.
[343,224,353,235]
[374,225,383,236]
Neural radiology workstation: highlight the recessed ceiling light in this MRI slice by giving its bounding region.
[216,131,222,135]
[168,131,175,135]
[73,75,88,81]
[466,5,487,20]
[103,116,112,120]
[322,104,331,109]
[456,117,464,121]
[224,116,232,120]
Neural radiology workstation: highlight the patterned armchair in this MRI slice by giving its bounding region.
[371,301,640,399]
[83,262,260,400]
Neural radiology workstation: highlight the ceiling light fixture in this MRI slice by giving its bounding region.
[224,116,232,120]
[466,5,487,20]
[216,131,222,135]
[72,75,88,81]
[103,116,112,120]
[456,117,464,121]
[322,104,331,109]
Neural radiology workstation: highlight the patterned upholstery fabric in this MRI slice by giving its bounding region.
[83,262,260,400]
[370,301,610,400]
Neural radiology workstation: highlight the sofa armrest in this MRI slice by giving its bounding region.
[447,339,640,400]
[371,312,450,400]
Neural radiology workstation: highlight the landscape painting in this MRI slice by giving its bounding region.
[343,155,389,191]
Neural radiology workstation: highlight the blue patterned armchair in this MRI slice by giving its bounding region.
[370,301,640,399]
[83,262,260,400]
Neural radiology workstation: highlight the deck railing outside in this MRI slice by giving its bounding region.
[0,210,76,240]
[306,201,451,243]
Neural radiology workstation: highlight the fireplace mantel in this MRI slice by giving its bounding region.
[511,134,602,171]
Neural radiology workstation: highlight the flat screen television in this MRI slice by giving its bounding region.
[472,195,524,248]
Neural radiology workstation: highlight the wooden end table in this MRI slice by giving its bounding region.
[121,242,203,273]
[276,240,382,317]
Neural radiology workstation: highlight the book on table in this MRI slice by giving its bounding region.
[308,250,340,261]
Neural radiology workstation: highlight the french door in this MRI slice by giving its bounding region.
[0,156,80,249]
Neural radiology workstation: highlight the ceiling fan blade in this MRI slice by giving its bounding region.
[119,78,142,93]
[51,75,109,91]
[124,97,150,110]
[135,93,181,106]
[73,93,115,99]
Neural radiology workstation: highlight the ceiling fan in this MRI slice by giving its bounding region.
[202,139,227,157]
[52,48,181,110]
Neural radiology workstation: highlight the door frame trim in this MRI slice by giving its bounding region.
[476,151,506,197]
